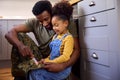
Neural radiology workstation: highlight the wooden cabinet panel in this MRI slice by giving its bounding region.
[7,19,25,31]
[78,0,115,16]
[78,0,120,80]
[0,19,26,60]
[85,50,109,66]
[0,22,2,58]
[7,19,26,59]
[86,62,110,80]
[81,27,109,50]
[79,11,107,27]
[0,20,8,60]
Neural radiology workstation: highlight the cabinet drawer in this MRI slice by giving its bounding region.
[85,49,109,66]
[79,11,107,27]
[84,36,109,51]
[80,27,109,51]
[0,20,8,59]
[86,62,110,80]
[78,0,115,16]
[7,19,26,31]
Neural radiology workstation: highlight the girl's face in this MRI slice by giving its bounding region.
[52,16,68,34]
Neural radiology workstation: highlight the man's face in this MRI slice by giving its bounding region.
[36,11,51,28]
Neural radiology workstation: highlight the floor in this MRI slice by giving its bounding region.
[69,73,80,80]
[0,60,14,80]
[0,60,79,80]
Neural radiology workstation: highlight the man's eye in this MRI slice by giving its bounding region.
[44,18,48,21]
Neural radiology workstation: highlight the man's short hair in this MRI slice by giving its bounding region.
[32,0,52,16]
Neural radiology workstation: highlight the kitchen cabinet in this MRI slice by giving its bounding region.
[0,20,8,60]
[0,19,26,60]
[78,0,120,80]
[7,20,26,59]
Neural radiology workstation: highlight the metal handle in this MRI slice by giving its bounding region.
[91,52,98,59]
[89,1,95,7]
[90,16,96,22]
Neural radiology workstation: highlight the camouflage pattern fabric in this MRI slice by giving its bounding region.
[11,33,42,77]
[18,59,44,73]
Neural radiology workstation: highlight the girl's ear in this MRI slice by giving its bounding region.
[64,20,69,28]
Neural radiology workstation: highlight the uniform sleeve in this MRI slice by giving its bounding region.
[25,18,38,32]
[45,35,74,63]
[68,19,78,38]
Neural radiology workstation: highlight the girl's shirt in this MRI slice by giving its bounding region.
[45,32,74,63]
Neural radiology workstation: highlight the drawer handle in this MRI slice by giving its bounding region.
[90,16,96,22]
[91,52,98,59]
[89,1,95,7]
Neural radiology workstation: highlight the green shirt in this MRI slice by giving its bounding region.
[25,18,78,57]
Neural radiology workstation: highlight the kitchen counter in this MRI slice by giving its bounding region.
[0,16,34,20]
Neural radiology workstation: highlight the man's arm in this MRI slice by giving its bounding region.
[64,37,80,66]
[43,37,80,72]
[5,24,33,57]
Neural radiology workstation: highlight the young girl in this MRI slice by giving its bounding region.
[28,2,74,80]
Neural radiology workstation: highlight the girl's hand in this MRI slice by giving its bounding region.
[43,62,65,72]
[39,59,45,64]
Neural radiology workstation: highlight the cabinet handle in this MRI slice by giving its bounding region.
[89,1,95,7]
[90,16,96,22]
[91,52,98,59]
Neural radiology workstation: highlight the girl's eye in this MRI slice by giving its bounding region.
[53,23,58,27]
[55,24,58,27]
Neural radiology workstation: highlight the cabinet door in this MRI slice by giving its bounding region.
[78,10,119,80]
[80,48,119,80]
[7,19,26,31]
[7,19,26,59]
[0,20,8,60]
[77,0,115,16]
[0,21,2,59]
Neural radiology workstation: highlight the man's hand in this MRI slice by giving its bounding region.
[43,62,65,72]
[17,43,33,57]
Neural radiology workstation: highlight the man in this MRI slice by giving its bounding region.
[5,1,80,80]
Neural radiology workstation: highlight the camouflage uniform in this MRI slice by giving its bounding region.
[11,33,43,77]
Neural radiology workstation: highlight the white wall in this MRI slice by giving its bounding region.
[0,0,58,18]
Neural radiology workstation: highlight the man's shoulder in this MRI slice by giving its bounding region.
[27,18,38,23]
[26,18,40,27]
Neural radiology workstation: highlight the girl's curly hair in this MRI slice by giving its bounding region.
[52,1,73,20]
